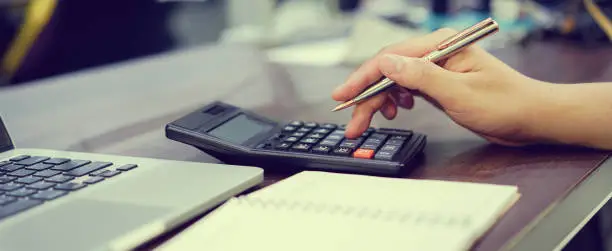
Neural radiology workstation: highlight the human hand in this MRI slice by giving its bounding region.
[332,28,552,146]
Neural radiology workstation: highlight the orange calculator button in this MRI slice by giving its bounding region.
[353,149,375,159]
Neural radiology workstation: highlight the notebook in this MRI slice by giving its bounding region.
[156,171,520,251]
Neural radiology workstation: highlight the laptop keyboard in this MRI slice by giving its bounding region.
[0,155,137,221]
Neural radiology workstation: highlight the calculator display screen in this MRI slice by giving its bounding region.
[208,114,273,145]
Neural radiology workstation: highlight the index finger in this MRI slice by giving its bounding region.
[331,28,457,102]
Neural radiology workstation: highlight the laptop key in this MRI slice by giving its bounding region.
[15,156,49,166]
[45,175,74,183]
[90,169,109,176]
[43,158,70,165]
[51,160,91,171]
[83,176,104,184]
[99,170,121,178]
[0,183,23,191]
[0,196,16,206]
[0,161,10,167]
[31,190,67,201]
[0,176,15,184]
[34,169,61,178]
[0,199,43,219]
[8,169,36,177]
[0,164,23,172]
[55,182,86,191]
[116,164,137,171]
[8,155,29,162]
[7,188,36,197]
[27,181,56,190]
[15,176,42,184]
[25,163,53,171]
[64,162,112,177]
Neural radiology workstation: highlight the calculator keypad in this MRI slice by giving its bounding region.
[259,121,412,161]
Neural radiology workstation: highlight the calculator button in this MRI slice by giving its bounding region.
[304,122,318,128]
[312,145,332,154]
[313,128,331,134]
[297,127,312,133]
[339,139,362,149]
[361,131,371,138]
[385,139,405,146]
[332,147,353,156]
[374,150,396,160]
[275,142,292,150]
[300,138,319,144]
[331,129,345,135]
[369,133,388,140]
[307,133,326,139]
[325,134,343,141]
[282,126,297,132]
[291,132,307,137]
[283,136,300,142]
[289,121,303,127]
[363,138,384,145]
[360,142,381,150]
[319,139,340,147]
[321,123,337,129]
[379,128,412,134]
[390,134,411,140]
[353,149,375,159]
[256,142,272,149]
[380,144,400,152]
[291,143,312,152]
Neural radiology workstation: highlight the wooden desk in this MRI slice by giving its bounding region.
[0,41,610,251]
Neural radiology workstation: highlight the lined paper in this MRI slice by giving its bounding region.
[157,171,519,251]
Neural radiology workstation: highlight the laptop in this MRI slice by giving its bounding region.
[0,116,264,251]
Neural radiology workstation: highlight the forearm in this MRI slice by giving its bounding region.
[529,82,612,150]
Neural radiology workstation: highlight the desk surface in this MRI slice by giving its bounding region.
[1,42,611,251]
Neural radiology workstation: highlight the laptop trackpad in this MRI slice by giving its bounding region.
[0,198,170,251]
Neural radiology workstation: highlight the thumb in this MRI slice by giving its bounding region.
[378,54,466,102]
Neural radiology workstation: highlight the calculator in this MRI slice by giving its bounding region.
[165,101,427,176]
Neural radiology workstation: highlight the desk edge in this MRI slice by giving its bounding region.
[504,154,612,251]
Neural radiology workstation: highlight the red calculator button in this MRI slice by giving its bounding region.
[353,149,374,159]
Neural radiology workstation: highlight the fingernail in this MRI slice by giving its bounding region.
[381,54,406,74]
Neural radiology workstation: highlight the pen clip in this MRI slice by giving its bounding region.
[436,17,496,50]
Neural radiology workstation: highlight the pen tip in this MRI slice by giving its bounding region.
[331,100,355,112]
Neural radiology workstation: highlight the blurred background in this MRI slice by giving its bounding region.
[0,0,610,86]
[0,1,610,250]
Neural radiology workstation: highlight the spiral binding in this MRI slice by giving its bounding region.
[233,195,473,228]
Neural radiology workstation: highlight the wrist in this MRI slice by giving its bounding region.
[519,81,580,146]
[523,81,609,149]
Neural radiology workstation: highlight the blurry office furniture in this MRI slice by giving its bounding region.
[523,0,612,46]
[0,0,177,85]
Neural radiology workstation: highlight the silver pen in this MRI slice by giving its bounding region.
[331,17,499,112]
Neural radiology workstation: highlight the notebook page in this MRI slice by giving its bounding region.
[157,171,519,251]
[250,171,517,217]
[248,171,519,246]
[157,197,478,251]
